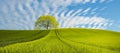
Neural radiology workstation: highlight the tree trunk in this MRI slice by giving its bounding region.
[46,21,49,30]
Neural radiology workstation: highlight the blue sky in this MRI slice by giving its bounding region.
[0,0,120,31]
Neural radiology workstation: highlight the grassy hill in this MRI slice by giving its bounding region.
[0,28,120,53]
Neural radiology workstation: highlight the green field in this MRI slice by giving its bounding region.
[0,28,120,53]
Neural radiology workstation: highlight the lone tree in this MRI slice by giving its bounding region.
[35,15,58,30]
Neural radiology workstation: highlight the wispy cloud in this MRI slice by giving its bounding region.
[59,16,113,29]
[66,10,74,17]
[0,0,116,30]
[71,9,82,17]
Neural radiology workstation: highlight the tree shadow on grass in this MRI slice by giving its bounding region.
[0,30,50,47]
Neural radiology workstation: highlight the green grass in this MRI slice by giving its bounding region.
[0,30,50,46]
[0,28,120,53]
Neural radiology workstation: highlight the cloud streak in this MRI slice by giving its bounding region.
[58,16,112,29]
[0,0,116,30]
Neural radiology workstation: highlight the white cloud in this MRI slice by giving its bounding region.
[83,8,91,13]
[54,8,65,18]
[71,9,82,17]
[83,0,90,4]
[59,16,113,29]
[39,0,111,14]
[0,0,114,30]
[99,0,113,3]
[60,10,67,17]
[92,0,96,3]
[66,10,74,17]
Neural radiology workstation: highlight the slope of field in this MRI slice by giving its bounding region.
[0,28,120,53]
[0,30,50,46]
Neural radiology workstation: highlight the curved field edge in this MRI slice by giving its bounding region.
[0,30,50,47]
[0,28,120,53]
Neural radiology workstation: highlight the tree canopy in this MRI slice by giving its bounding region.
[35,15,58,30]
